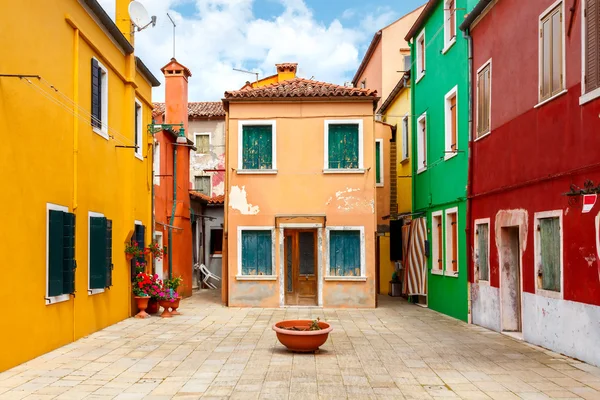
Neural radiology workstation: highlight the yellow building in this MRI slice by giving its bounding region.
[0,0,160,371]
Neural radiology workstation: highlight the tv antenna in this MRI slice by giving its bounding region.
[233,68,259,82]
[129,1,156,32]
[167,13,176,58]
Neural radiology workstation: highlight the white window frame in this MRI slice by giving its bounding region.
[580,0,600,104]
[417,112,427,174]
[236,226,277,280]
[323,119,365,173]
[401,113,409,161]
[534,210,564,299]
[474,218,491,284]
[325,226,366,281]
[46,203,71,305]
[134,99,143,160]
[416,30,426,83]
[375,139,384,187]
[237,120,277,174]
[431,210,444,276]
[92,57,109,140]
[445,207,459,277]
[443,0,457,54]
[194,132,211,154]
[444,86,459,160]
[536,0,567,107]
[88,211,106,296]
[194,175,212,197]
[153,141,160,185]
[476,59,492,141]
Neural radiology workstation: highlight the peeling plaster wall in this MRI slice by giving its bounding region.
[471,284,501,332]
[229,280,280,307]
[523,293,600,367]
[188,119,226,196]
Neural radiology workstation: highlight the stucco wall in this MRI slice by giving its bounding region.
[355,39,383,107]
[188,118,226,196]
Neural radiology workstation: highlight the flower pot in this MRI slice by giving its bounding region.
[170,298,181,315]
[272,320,333,352]
[159,300,173,318]
[147,298,159,314]
[134,296,151,319]
[126,253,134,261]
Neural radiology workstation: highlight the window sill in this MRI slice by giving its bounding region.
[400,157,410,165]
[210,254,222,258]
[88,288,105,296]
[534,89,567,109]
[417,167,427,175]
[474,131,491,142]
[324,276,367,282]
[135,153,143,161]
[444,151,458,161]
[442,38,456,55]
[477,279,490,286]
[535,288,563,300]
[236,275,277,281]
[431,269,444,276]
[323,168,366,174]
[93,127,109,140]
[444,271,459,278]
[236,169,278,175]
[580,87,600,105]
[416,73,425,84]
[46,294,71,305]
[376,183,384,187]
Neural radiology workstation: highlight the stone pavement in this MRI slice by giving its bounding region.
[1,292,600,400]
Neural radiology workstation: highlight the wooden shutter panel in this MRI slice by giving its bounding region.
[586,0,600,93]
[242,126,272,170]
[48,210,65,297]
[90,216,107,289]
[540,218,561,292]
[375,141,381,183]
[91,59,101,128]
[478,224,489,281]
[62,212,76,295]
[328,124,359,169]
[330,231,360,276]
[105,219,113,288]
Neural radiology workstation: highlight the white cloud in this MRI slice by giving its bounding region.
[97,0,391,101]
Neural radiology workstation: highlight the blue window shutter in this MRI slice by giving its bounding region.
[90,217,107,289]
[328,124,359,169]
[48,210,65,297]
[242,230,272,275]
[330,231,360,276]
[242,125,273,170]
[62,212,76,295]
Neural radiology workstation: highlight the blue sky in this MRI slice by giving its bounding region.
[99,0,426,101]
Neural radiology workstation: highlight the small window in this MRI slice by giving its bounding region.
[329,230,362,277]
[47,205,76,304]
[91,58,108,138]
[241,229,273,275]
[445,86,458,158]
[416,31,426,81]
[417,113,427,172]
[477,61,491,138]
[445,208,458,276]
[210,229,223,255]
[539,3,564,102]
[431,212,443,274]
[194,176,211,196]
[475,221,490,282]
[135,100,143,159]
[239,121,276,171]
[444,0,457,50]
[535,212,562,295]
[375,139,383,186]
[584,0,600,94]
[153,142,160,185]
[403,54,411,72]
[325,120,363,171]
[401,115,409,160]
[195,133,210,154]
[89,212,114,294]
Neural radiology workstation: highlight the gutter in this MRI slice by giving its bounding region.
[136,57,161,87]
[459,0,494,32]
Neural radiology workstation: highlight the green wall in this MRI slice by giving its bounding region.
[409,0,474,322]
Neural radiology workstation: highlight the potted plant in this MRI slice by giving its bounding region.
[272,318,333,352]
[133,264,162,314]
[133,268,152,319]
[125,241,143,261]
[157,288,178,318]
[146,241,164,260]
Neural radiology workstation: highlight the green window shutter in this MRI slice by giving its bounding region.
[540,217,561,292]
[329,231,361,276]
[62,212,76,295]
[375,141,381,183]
[477,224,489,281]
[328,124,359,169]
[242,125,273,170]
[106,219,113,288]
[90,216,107,289]
[241,230,272,275]
[48,210,65,297]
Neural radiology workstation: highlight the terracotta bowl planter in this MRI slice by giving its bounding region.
[146,298,159,314]
[159,300,173,318]
[134,296,151,319]
[272,320,333,352]
[170,298,181,315]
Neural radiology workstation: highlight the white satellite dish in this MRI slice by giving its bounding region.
[129,1,156,31]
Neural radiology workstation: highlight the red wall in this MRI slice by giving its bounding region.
[470,0,600,306]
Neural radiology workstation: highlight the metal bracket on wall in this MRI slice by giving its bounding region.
[563,180,600,196]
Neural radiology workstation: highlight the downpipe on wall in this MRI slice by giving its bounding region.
[464,28,475,324]
[168,144,177,280]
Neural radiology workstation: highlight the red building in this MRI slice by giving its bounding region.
[461,0,600,366]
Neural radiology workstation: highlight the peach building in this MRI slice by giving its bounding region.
[222,64,380,307]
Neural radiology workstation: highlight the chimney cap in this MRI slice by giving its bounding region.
[161,57,192,77]
[276,63,298,73]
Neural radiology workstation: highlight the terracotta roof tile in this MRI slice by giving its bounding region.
[189,191,224,204]
[223,78,378,100]
[152,102,225,118]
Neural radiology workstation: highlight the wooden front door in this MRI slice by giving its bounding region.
[284,230,318,306]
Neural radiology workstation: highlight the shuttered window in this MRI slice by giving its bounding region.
[327,123,359,169]
[89,217,107,290]
[416,31,426,80]
[106,220,113,288]
[477,63,491,138]
[242,125,273,170]
[62,212,77,295]
[241,230,272,275]
[329,230,361,277]
[417,114,427,171]
[402,116,409,160]
[91,59,102,129]
[195,134,210,154]
[476,223,489,281]
[48,209,76,299]
[375,140,383,185]
[540,4,564,101]
[585,0,600,93]
[445,88,458,154]
[194,176,211,195]
[445,210,458,274]
[539,217,561,292]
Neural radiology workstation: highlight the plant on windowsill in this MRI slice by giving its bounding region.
[125,241,144,261]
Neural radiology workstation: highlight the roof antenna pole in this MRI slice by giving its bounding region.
[233,68,259,83]
[167,13,176,58]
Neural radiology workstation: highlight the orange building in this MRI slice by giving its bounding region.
[222,64,380,307]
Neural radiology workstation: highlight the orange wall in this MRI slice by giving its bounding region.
[226,101,377,308]
[375,122,392,228]
[355,40,383,107]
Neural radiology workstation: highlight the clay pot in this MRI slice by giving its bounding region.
[159,300,173,318]
[146,298,159,314]
[126,253,134,261]
[272,320,333,352]
[134,296,151,319]
[170,298,181,315]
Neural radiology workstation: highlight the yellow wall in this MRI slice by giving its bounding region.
[379,235,393,293]
[0,0,154,371]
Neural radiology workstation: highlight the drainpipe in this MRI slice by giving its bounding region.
[168,142,177,280]
[464,28,475,318]
[151,136,155,274]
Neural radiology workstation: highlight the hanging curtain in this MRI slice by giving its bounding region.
[403,217,427,296]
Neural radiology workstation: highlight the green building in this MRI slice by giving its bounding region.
[405,0,477,321]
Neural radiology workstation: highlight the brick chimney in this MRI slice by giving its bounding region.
[275,63,297,82]
[116,0,134,44]
[161,58,191,133]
